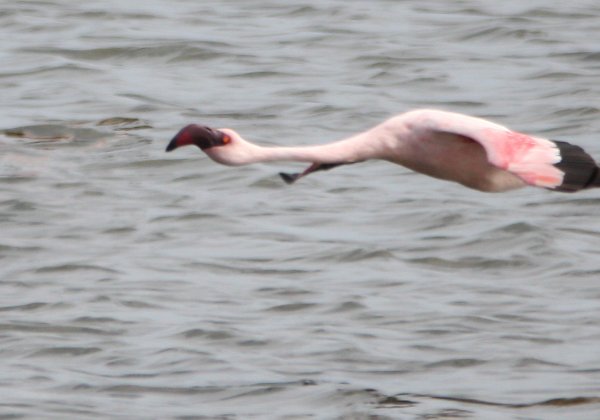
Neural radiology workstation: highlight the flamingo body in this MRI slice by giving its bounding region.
[166,109,600,193]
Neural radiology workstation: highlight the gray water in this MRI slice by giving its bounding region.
[1,1,600,418]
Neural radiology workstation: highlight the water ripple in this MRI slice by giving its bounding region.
[1,1,600,418]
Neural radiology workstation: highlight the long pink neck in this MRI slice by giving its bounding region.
[242,130,391,165]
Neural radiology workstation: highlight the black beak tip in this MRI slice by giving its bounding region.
[165,139,177,152]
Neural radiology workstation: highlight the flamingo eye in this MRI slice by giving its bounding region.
[222,135,231,144]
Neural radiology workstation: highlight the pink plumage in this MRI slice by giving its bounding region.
[499,132,563,188]
[449,125,564,189]
[166,109,600,193]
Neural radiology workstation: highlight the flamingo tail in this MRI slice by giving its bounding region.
[552,140,600,192]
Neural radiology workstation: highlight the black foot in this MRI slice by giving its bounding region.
[279,172,299,184]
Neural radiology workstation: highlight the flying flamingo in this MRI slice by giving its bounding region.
[165,109,600,193]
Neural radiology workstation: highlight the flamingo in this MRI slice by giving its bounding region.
[165,109,600,193]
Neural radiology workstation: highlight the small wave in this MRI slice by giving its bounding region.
[0,242,43,253]
[226,70,295,79]
[33,263,120,275]
[3,124,104,144]
[167,49,226,64]
[101,384,224,396]
[526,70,585,81]
[24,44,227,64]
[28,346,102,358]
[0,322,116,336]
[265,302,317,312]
[328,301,366,313]
[96,117,152,131]
[189,261,315,276]
[425,358,487,369]
[500,334,563,345]
[382,392,600,409]
[514,357,566,368]
[455,26,546,42]
[150,212,221,223]
[407,256,532,270]
[309,246,398,263]
[181,328,235,340]
[0,63,101,79]
[0,302,47,312]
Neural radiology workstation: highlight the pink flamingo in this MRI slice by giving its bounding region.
[165,109,599,193]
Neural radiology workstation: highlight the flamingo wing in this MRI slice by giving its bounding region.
[412,110,599,192]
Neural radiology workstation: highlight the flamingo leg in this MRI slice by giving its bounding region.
[279,162,345,184]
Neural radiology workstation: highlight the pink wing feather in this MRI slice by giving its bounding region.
[479,129,563,188]
[414,110,564,188]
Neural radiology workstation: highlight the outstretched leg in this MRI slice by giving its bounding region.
[279,162,345,184]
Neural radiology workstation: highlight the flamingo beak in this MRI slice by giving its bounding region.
[165,137,179,152]
[166,125,228,152]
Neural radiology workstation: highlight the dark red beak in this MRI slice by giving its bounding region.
[166,124,227,152]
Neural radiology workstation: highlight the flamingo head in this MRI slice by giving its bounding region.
[166,124,232,152]
[166,124,254,166]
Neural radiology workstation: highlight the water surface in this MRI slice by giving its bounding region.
[1,1,600,418]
